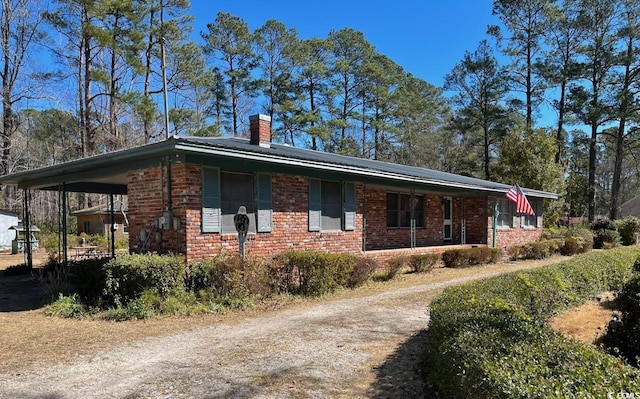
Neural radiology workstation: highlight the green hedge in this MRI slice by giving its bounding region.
[424,246,640,398]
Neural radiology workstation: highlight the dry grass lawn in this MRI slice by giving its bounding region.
[548,292,619,345]
[0,251,578,382]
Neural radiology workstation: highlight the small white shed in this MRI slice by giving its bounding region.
[0,210,19,250]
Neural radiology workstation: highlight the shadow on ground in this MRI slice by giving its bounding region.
[0,272,47,312]
[369,329,437,399]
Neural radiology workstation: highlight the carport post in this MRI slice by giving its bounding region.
[61,184,68,267]
[23,189,32,269]
[110,194,115,257]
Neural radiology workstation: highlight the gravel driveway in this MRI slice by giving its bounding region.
[0,263,548,399]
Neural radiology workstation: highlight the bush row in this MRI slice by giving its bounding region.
[510,227,594,261]
[424,246,640,398]
[46,247,458,319]
[587,216,640,249]
[441,247,501,268]
[45,250,399,319]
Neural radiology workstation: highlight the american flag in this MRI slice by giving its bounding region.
[506,183,535,216]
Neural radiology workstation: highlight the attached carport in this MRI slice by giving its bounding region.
[0,140,179,267]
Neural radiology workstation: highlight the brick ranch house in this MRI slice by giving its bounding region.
[0,114,556,264]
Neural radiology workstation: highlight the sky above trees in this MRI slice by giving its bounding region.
[3,0,640,226]
[188,1,499,88]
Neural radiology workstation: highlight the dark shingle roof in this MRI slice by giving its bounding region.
[178,136,557,199]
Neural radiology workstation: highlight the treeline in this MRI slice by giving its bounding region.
[1,0,640,229]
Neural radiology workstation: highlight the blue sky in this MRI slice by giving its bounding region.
[188,1,500,89]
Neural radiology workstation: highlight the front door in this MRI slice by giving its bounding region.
[443,197,452,242]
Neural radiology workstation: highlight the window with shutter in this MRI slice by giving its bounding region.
[308,178,321,232]
[386,192,425,228]
[522,200,541,228]
[308,179,348,232]
[344,182,356,231]
[220,172,256,234]
[496,198,513,228]
[256,173,272,232]
[202,167,221,233]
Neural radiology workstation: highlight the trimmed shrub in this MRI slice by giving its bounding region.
[186,252,272,303]
[561,236,580,256]
[348,257,378,287]
[441,249,469,268]
[468,247,500,265]
[617,216,640,246]
[442,247,500,268]
[277,250,358,296]
[267,253,297,294]
[102,253,186,307]
[541,226,568,240]
[384,255,407,280]
[508,241,550,261]
[546,238,564,255]
[514,239,564,260]
[68,258,111,305]
[507,244,523,261]
[599,229,621,249]
[591,218,620,249]
[191,253,246,298]
[567,227,594,253]
[408,253,439,273]
[424,246,640,398]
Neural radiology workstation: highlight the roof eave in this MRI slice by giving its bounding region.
[175,140,559,199]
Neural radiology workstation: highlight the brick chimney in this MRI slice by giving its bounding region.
[249,114,271,148]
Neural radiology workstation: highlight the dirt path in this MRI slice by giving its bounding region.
[0,259,559,399]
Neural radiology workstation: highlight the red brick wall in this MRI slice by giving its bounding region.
[365,189,449,250]
[127,164,185,255]
[486,200,543,251]
[126,163,543,262]
[364,189,489,250]
[464,197,488,244]
[128,164,364,263]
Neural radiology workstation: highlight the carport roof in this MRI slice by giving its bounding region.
[0,136,558,199]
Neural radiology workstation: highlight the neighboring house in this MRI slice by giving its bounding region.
[0,114,557,263]
[71,199,128,237]
[620,195,640,218]
[0,210,19,250]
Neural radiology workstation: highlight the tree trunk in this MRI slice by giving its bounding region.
[555,79,567,164]
[588,122,597,222]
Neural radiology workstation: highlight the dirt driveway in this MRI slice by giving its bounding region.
[0,258,560,399]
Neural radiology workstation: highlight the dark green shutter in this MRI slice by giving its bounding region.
[344,182,356,231]
[309,178,321,231]
[256,173,272,232]
[202,167,221,233]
